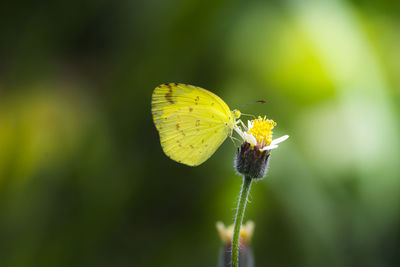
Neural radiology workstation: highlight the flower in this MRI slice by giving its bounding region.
[216,221,255,267]
[216,221,255,245]
[234,116,289,152]
[234,116,288,179]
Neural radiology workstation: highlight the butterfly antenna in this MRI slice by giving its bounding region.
[238,100,265,109]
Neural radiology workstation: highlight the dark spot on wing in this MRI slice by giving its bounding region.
[176,123,180,130]
[211,102,215,106]
[189,107,193,112]
[195,96,199,105]
[165,86,174,104]
[201,139,204,143]
[190,145,194,149]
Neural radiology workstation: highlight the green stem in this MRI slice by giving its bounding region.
[231,176,253,267]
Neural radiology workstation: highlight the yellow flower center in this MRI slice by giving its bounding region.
[247,117,276,146]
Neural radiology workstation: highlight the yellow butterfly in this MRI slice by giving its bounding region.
[152,83,241,166]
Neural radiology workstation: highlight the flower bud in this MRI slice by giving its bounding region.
[217,221,255,267]
[234,142,271,179]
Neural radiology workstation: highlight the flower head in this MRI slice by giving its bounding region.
[216,221,255,245]
[235,116,288,152]
[216,221,255,267]
[234,116,288,179]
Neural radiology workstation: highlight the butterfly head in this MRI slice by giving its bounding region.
[232,109,241,120]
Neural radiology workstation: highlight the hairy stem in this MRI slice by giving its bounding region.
[231,176,252,267]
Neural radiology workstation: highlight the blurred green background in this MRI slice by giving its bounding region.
[1,0,399,266]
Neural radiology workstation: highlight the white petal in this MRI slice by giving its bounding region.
[247,120,253,129]
[260,144,279,151]
[271,135,289,145]
[244,133,257,146]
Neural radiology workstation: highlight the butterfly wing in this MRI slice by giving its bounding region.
[151,83,235,166]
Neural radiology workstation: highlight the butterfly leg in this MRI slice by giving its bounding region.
[232,122,247,144]
[229,135,242,148]
[240,113,256,118]
[235,119,248,131]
